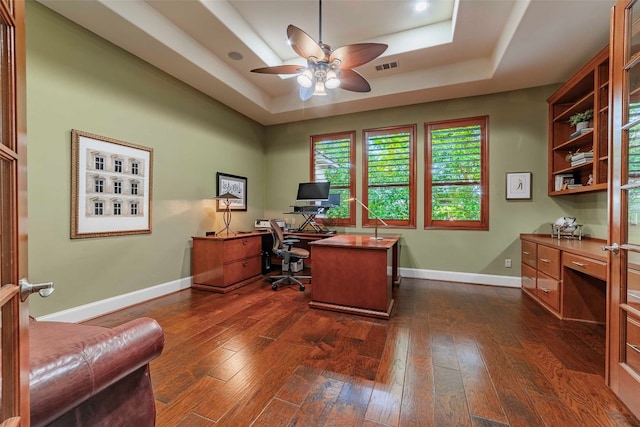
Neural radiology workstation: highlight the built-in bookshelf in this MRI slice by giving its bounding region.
[547,47,609,196]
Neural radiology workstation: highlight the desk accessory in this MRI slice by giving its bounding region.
[215,192,240,236]
[348,197,388,240]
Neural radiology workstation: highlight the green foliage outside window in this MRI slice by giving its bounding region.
[313,137,352,219]
[430,125,482,221]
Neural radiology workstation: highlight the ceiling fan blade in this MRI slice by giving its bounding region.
[250,65,304,74]
[338,69,371,92]
[299,85,314,101]
[329,43,388,69]
[287,25,326,61]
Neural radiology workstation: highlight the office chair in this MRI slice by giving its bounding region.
[269,219,310,291]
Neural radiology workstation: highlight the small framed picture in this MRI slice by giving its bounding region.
[506,172,532,200]
[216,172,247,211]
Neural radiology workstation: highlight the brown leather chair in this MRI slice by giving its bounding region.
[269,219,310,291]
[28,316,164,427]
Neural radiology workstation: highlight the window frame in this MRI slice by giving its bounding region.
[424,116,489,230]
[362,124,417,229]
[310,130,356,227]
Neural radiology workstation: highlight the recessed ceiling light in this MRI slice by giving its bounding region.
[228,51,243,61]
[415,1,428,12]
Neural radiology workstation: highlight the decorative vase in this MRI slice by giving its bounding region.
[576,121,590,132]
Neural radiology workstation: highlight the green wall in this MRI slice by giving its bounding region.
[25,1,609,317]
[26,2,264,316]
[263,87,608,276]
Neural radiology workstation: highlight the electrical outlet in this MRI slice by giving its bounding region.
[505,259,512,268]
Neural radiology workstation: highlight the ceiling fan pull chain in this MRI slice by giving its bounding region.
[318,0,323,43]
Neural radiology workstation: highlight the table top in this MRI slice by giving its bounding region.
[520,233,607,262]
[309,234,400,249]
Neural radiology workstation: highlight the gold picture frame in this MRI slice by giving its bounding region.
[71,130,153,238]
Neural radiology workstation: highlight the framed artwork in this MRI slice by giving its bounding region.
[216,172,247,211]
[71,130,153,238]
[506,172,532,200]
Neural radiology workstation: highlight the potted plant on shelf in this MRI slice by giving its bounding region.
[569,109,594,132]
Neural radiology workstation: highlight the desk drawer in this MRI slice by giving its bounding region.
[537,245,561,280]
[521,263,536,294]
[224,256,261,285]
[224,236,261,262]
[521,241,537,268]
[537,271,560,312]
[563,252,607,281]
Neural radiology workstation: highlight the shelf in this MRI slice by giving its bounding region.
[547,46,609,197]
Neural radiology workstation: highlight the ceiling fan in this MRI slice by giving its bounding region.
[250,0,388,101]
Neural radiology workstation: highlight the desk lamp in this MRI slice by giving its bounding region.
[348,197,388,240]
[215,192,241,236]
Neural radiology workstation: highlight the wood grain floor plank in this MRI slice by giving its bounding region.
[325,375,374,426]
[455,341,508,424]
[364,323,409,426]
[434,365,472,427]
[290,374,345,426]
[249,398,298,427]
[399,353,434,427]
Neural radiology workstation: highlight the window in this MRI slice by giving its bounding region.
[113,201,121,216]
[93,201,104,215]
[114,159,123,173]
[131,162,139,175]
[425,116,489,230]
[94,178,104,193]
[130,202,138,215]
[114,181,122,194]
[131,182,138,195]
[311,131,356,226]
[363,125,416,228]
[94,156,105,170]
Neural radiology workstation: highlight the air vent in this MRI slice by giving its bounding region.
[376,61,398,71]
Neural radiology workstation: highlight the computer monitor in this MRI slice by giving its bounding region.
[321,193,341,207]
[296,182,330,201]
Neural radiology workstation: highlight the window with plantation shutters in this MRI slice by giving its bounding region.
[311,131,356,226]
[363,125,416,228]
[425,116,489,230]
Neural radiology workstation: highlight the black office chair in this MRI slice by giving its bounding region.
[269,219,310,291]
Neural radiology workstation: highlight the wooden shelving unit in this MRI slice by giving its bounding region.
[547,47,609,196]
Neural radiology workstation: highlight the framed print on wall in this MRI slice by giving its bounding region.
[71,130,153,238]
[216,172,247,211]
[506,172,532,200]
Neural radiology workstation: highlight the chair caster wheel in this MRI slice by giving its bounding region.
[272,284,278,291]
[299,285,305,291]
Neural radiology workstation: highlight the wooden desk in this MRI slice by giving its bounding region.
[308,234,400,319]
[520,234,607,323]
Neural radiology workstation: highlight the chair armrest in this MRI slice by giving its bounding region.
[282,238,300,245]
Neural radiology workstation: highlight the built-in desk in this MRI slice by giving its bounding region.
[520,234,607,323]
[308,234,400,319]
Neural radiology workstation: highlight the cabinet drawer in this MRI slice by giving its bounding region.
[521,241,537,268]
[224,256,261,285]
[563,252,607,281]
[537,245,561,280]
[537,271,560,312]
[224,237,261,262]
[626,315,640,376]
[521,263,537,294]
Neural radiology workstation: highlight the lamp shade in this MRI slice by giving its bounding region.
[215,192,240,200]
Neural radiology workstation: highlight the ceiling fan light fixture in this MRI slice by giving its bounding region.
[297,68,314,88]
[313,80,327,96]
[325,70,340,89]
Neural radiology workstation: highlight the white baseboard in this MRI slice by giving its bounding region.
[36,277,192,323]
[397,267,522,288]
[37,268,521,323]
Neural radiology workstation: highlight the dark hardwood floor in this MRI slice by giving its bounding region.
[83,277,640,426]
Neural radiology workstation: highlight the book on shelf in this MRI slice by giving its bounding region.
[571,158,592,166]
[571,151,593,161]
[569,128,593,139]
[567,184,583,189]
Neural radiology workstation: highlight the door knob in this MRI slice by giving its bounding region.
[19,278,54,302]
[602,243,620,255]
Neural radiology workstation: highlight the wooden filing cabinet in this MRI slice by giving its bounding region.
[192,233,264,293]
[520,234,607,323]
